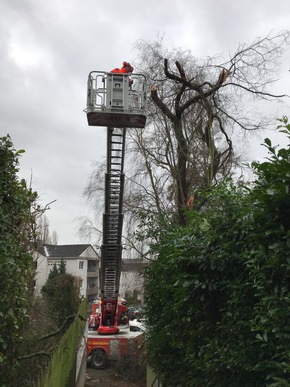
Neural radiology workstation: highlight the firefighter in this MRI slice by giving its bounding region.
[111,61,134,87]
[111,61,134,74]
[88,314,100,330]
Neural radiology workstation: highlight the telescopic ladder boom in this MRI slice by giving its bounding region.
[85,70,147,334]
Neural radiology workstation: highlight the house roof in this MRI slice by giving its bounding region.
[37,243,98,258]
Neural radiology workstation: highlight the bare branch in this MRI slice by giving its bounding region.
[151,85,176,122]
[18,347,55,361]
[39,314,75,341]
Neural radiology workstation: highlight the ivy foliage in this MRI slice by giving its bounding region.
[0,136,38,384]
[145,118,290,386]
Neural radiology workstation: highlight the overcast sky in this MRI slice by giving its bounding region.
[1,0,290,245]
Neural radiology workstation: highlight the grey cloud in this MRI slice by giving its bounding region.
[1,0,290,243]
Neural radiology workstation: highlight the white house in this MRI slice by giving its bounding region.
[34,244,100,301]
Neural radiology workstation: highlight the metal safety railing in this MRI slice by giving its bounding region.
[84,71,147,128]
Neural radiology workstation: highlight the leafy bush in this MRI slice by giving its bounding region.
[145,119,290,386]
[41,261,81,327]
[0,136,38,385]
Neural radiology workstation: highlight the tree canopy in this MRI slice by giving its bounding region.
[130,31,289,225]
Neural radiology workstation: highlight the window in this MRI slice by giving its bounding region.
[48,260,67,268]
[79,261,84,270]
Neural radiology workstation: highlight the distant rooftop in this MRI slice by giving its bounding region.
[37,243,98,258]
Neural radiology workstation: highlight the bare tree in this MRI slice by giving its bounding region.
[79,31,289,247]
[51,230,58,245]
[128,31,289,224]
[37,213,58,245]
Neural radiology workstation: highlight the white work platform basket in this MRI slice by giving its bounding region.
[85,71,147,128]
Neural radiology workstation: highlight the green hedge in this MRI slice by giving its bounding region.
[145,121,290,386]
[35,300,87,387]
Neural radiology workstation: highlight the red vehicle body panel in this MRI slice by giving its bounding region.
[87,326,144,361]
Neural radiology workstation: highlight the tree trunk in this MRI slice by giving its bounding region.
[174,119,188,225]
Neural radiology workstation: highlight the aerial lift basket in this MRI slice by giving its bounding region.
[84,71,147,129]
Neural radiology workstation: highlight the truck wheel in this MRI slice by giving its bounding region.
[90,349,107,370]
